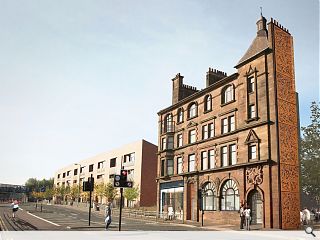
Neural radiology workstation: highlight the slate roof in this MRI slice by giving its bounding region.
[236,29,269,68]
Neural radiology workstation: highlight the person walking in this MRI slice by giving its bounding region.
[168,206,174,220]
[239,205,245,229]
[303,207,311,225]
[244,206,251,230]
[104,203,112,230]
[11,200,19,218]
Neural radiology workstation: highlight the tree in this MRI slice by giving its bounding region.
[44,188,54,200]
[64,184,78,202]
[104,182,117,202]
[94,183,106,203]
[124,185,140,207]
[25,178,54,191]
[300,101,320,206]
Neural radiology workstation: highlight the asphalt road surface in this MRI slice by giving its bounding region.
[0,203,206,231]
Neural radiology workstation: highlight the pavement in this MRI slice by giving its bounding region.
[2,203,316,232]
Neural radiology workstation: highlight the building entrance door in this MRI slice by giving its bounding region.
[248,190,263,224]
[186,183,194,220]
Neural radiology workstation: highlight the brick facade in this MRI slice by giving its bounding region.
[156,16,300,229]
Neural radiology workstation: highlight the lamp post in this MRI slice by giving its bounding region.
[74,163,81,206]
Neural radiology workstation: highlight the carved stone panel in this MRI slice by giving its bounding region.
[278,101,297,126]
[246,166,263,185]
[281,192,300,229]
[278,123,298,166]
[276,72,296,103]
[274,24,300,230]
[280,165,299,192]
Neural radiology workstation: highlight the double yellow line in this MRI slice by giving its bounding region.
[0,215,8,231]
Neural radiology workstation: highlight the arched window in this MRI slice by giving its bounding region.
[164,113,173,132]
[204,95,212,112]
[177,108,184,123]
[221,85,234,104]
[188,102,197,119]
[202,182,217,210]
[220,179,240,211]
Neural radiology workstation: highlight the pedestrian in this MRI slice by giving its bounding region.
[11,200,19,218]
[168,206,174,220]
[239,205,245,229]
[105,203,112,230]
[300,210,304,224]
[303,207,311,225]
[244,205,251,230]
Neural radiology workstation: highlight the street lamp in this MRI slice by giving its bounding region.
[74,163,81,206]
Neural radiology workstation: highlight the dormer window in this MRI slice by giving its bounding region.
[204,95,212,112]
[188,102,198,119]
[221,85,234,105]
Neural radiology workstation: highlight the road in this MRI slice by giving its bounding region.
[0,203,206,231]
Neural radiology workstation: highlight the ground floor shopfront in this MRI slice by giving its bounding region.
[157,164,277,228]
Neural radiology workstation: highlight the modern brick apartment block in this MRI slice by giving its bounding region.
[54,140,157,207]
[157,15,300,229]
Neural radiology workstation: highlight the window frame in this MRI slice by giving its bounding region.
[177,108,184,123]
[89,164,94,172]
[166,159,174,176]
[248,77,255,93]
[110,158,116,168]
[188,154,195,172]
[177,134,183,148]
[249,144,257,160]
[167,136,174,149]
[177,157,183,174]
[189,129,196,144]
[188,102,198,119]
[201,151,208,170]
[221,85,234,105]
[204,95,212,112]
[249,104,256,119]
[229,144,237,165]
[220,179,240,211]
[221,146,228,167]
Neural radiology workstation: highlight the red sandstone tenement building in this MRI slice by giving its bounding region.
[156,15,300,229]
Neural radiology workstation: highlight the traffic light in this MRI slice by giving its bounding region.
[120,170,128,182]
[113,170,133,188]
[83,177,94,192]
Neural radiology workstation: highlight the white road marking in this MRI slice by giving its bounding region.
[0,215,8,231]
[27,211,61,226]
[66,226,71,229]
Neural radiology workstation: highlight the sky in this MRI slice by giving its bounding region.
[0,0,318,185]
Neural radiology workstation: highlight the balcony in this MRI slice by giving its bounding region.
[161,121,175,134]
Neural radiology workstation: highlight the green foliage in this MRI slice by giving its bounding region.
[300,101,320,202]
[124,184,140,202]
[94,182,106,198]
[25,177,54,193]
[68,184,79,200]
[44,188,54,200]
[104,182,117,201]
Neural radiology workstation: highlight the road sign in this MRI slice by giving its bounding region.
[40,187,46,192]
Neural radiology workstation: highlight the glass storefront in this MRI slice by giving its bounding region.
[160,181,184,220]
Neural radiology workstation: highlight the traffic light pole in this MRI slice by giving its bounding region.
[119,188,123,231]
[88,174,93,226]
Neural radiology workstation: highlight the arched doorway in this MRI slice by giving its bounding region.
[247,190,263,224]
